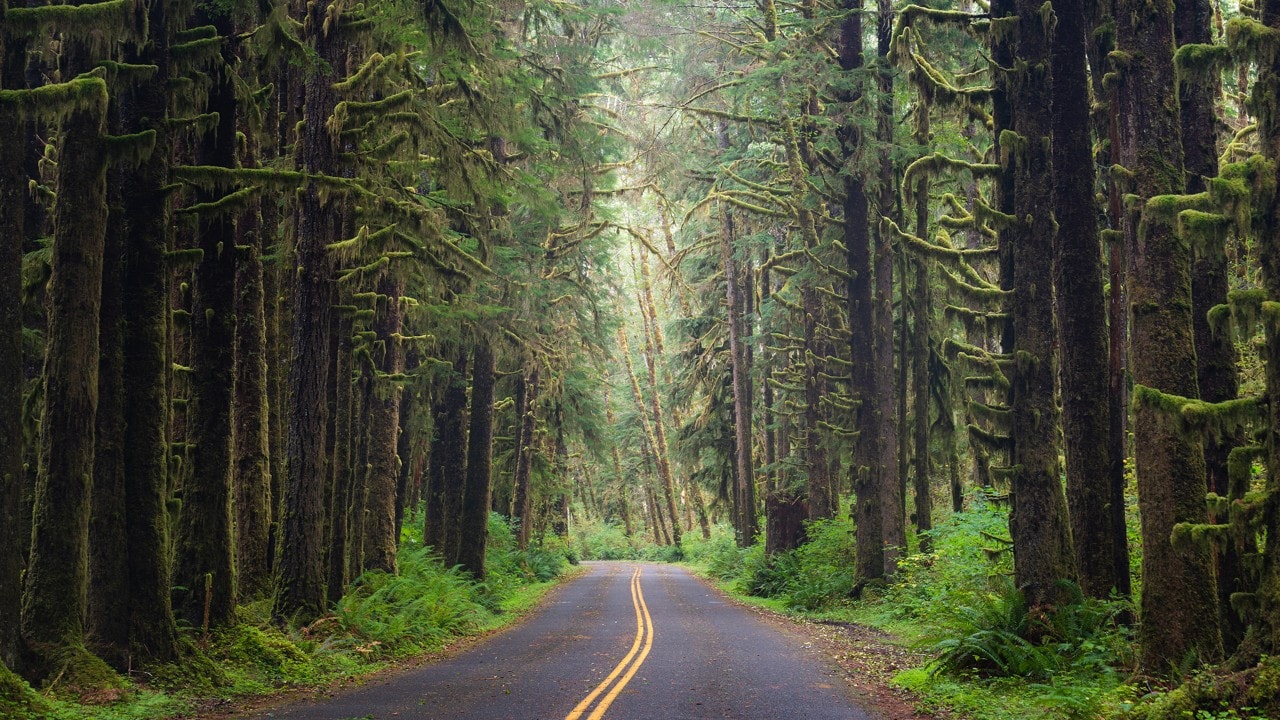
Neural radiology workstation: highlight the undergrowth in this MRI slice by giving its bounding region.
[0,512,574,720]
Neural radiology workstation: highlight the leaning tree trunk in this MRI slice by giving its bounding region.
[458,339,496,579]
[20,45,109,679]
[1007,0,1078,610]
[1115,0,1223,668]
[1053,0,1121,601]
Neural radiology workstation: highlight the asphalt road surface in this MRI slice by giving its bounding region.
[245,561,876,720]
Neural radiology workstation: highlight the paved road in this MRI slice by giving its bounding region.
[245,562,875,720]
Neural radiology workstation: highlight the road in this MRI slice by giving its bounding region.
[243,562,876,720]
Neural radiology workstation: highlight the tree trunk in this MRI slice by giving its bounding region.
[458,339,496,579]
[176,8,238,626]
[721,197,756,546]
[433,350,470,566]
[512,367,539,549]
[20,38,109,677]
[275,0,342,622]
[1177,0,1243,650]
[0,0,26,668]
[875,0,905,575]
[118,8,179,660]
[1115,0,1223,667]
[1006,0,1079,610]
[233,194,273,600]
[1053,0,1119,600]
[910,127,933,550]
[327,312,354,603]
[362,276,405,574]
[89,151,128,666]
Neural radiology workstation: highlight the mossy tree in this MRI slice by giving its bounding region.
[1116,0,1224,669]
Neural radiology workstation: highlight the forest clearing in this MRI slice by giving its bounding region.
[3,0,1280,717]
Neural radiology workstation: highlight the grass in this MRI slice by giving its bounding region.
[0,512,576,720]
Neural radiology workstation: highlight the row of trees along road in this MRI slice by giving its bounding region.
[3,0,1280,697]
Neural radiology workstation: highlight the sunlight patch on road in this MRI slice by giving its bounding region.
[564,566,654,720]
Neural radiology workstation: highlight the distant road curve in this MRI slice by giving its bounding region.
[241,561,876,720]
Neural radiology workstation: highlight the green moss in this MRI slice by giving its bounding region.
[1174,43,1231,83]
[0,664,49,719]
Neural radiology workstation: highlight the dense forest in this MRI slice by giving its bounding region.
[3,0,1280,717]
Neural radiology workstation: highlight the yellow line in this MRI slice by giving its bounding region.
[584,567,653,720]
[564,567,647,720]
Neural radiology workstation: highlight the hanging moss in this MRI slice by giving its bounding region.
[1171,521,1232,554]
[6,0,136,54]
[1133,384,1265,443]
[0,72,108,124]
[176,186,262,219]
[1178,209,1230,259]
[968,423,1013,452]
[1174,43,1232,84]
[1225,17,1280,66]
[105,130,157,168]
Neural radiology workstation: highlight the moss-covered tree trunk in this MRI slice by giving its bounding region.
[233,190,273,600]
[840,0,883,582]
[326,311,354,604]
[175,5,238,627]
[0,0,26,669]
[1007,0,1078,609]
[1052,0,1121,600]
[117,17,179,658]
[88,140,128,665]
[458,338,496,579]
[1115,0,1223,668]
[276,0,341,622]
[910,118,933,551]
[362,275,404,574]
[876,0,905,575]
[1251,0,1280,657]
[721,198,755,546]
[1177,0,1243,649]
[431,349,469,565]
[20,42,109,679]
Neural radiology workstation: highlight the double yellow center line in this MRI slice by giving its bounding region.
[564,566,654,720]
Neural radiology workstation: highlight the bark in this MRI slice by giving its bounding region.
[433,350,470,566]
[1053,0,1120,600]
[275,0,342,622]
[839,0,884,582]
[458,339,496,579]
[118,11,179,660]
[88,154,128,665]
[1006,0,1079,610]
[176,8,238,626]
[720,190,755,546]
[513,368,539,549]
[1115,0,1223,667]
[765,492,808,556]
[0,0,26,668]
[327,312,354,604]
[875,0,905,575]
[362,276,405,574]
[20,33,108,675]
[1177,0,1243,649]
[233,196,273,600]
[910,123,933,550]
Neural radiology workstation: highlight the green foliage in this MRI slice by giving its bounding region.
[336,547,493,656]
